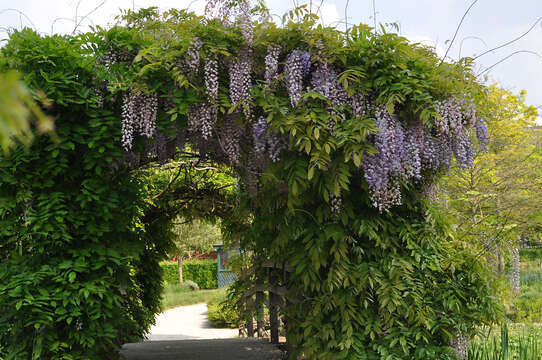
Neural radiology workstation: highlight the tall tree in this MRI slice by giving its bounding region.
[440,85,542,266]
[173,219,222,284]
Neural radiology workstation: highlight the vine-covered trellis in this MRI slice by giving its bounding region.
[0,1,502,359]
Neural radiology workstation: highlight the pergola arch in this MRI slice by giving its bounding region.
[0,2,500,359]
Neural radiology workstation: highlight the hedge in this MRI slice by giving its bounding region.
[161,259,217,289]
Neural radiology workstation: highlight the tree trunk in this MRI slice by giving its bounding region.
[178,255,183,285]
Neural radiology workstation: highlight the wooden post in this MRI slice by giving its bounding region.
[256,291,265,337]
[246,297,254,338]
[269,291,279,344]
[247,316,254,337]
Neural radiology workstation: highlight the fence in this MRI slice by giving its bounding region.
[237,260,293,349]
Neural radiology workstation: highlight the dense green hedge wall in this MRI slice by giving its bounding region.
[161,260,218,289]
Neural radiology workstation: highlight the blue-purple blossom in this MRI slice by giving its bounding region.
[183,38,203,75]
[229,48,253,119]
[475,118,489,152]
[452,132,475,169]
[188,101,215,140]
[284,49,311,107]
[253,116,267,153]
[362,107,407,212]
[264,45,281,88]
[121,91,158,151]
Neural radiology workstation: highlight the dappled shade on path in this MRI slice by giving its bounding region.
[120,338,283,360]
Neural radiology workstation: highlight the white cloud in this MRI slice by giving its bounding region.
[404,34,446,58]
[318,2,340,27]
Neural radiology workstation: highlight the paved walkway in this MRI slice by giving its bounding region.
[120,303,283,360]
[145,303,238,341]
[120,338,283,360]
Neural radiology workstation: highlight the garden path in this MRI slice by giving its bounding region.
[120,303,283,359]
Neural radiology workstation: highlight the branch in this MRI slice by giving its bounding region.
[439,0,479,65]
[372,0,377,33]
[0,8,36,29]
[473,16,542,60]
[344,0,350,33]
[72,0,108,34]
[477,50,542,76]
[458,36,487,59]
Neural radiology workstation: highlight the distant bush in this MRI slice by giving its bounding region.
[183,280,199,291]
[161,259,217,289]
[207,292,239,328]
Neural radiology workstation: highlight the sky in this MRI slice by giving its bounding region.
[1,0,541,121]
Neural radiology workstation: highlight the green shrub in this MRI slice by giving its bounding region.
[161,259,217,289]
[206,292,239,328]
[183,280,200,291]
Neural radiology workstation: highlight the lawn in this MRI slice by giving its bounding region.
[161,283,226,310]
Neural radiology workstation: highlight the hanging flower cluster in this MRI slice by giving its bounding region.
[361,96,483,212]
[510,247,521,295]
[284,49,311,107]
[188,102,214,140]
[229,48,253,119]
[252,116,268,154]
[362,107,407,211]
[330,192,342,217]
[475,118,489,152]
[310,62,348,131]
[185,38,203,75]
[121,91,158,151]
[252,116,286,162]
[219,118,243,165]
[310,63,347,106]
[204,54,219,103]
[264,45,281,88]
[115,0,489,213]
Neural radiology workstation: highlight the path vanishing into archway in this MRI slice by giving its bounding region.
[120,303,283,360]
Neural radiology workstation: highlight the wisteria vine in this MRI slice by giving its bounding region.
[116,1,489,213]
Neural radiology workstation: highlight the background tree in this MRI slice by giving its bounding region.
[0,71,53,152]
[439,85,542,273]
[173,219,221,284]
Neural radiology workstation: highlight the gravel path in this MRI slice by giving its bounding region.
[120,303,283,360]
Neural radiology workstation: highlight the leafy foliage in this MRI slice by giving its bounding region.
[173,219,222,259]
[207,291,240,328]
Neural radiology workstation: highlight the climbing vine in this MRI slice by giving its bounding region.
[0,1,502,359]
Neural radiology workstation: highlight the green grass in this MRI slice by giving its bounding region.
[506,250,542,323]
[467,324,542,360]
[161,283,226,310]
[467,249,542,359]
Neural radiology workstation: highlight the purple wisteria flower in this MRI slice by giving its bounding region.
[284,49,311,107]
